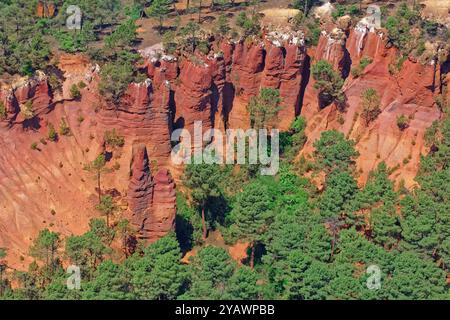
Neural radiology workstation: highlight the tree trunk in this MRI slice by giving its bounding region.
[159,16,163,34]
[250,243,255,269]
[186,0,190,9]
[106,213,110,228]
[304,0,308,16]
[198,0,202,23]
[201,206,207,240]
[97,172,101,204]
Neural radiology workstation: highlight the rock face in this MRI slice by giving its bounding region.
[98,78,172,167]
[300,23,442,188]
[128,144,176,242]
[0,72,52,123]
[128,144,154,229]
[227,33,307,130]
[0,23,446,268]
[174,59,214,134]
[315,29,350,78]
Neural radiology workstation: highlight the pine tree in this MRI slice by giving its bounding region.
[183,164,222,240]
[231,181,274,268]
[29,229,60,274]
[146,0,171,34]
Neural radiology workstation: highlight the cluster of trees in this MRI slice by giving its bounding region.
[0,0,144,105]
[0,0,128,75]
[385,3,448,60]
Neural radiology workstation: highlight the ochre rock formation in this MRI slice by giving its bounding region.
[0,23,446,269]
[301,24,442,189]
[174,59,214,136]
[128,144,175,242]
[315,28,350,78]
[0,72,52,123]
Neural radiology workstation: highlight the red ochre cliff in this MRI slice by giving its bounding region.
[0,21,446,268]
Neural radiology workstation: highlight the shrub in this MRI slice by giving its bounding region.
[236,12,260,36]
[20,101,35,119]
[197,41,210,55]
[360,88,381,126]
[306,19,321,46]
[59,118,71,136]
[331,4,346,20]
[48,74,62,93]
[351,66,362,78]
[104,129,125,148]
[360,56,373,69]
[48,123,57,141]
[78,81,87,89]
[162,31,177,54]
[215,14,230,36]
[397,114,410,130]
[0,101,6,120]
[31,142,38,150]
[70,84,81,99]
[291,11,305,29]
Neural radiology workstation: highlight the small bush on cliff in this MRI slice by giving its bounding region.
[70,84,81,100]
[360,88,381,126]
[48,74,62,93]
[351,56,373,79]
[104,129,125,148]
[30,142,39,151]
[397,114,410,131]
[0,102,6,120]
[48,123,57,142]
[20,101,35,120]
[59,118,71,136]
[247,88,282,130]
[311,60,345,108]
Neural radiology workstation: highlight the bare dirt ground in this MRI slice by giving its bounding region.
[136,0,294,49]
